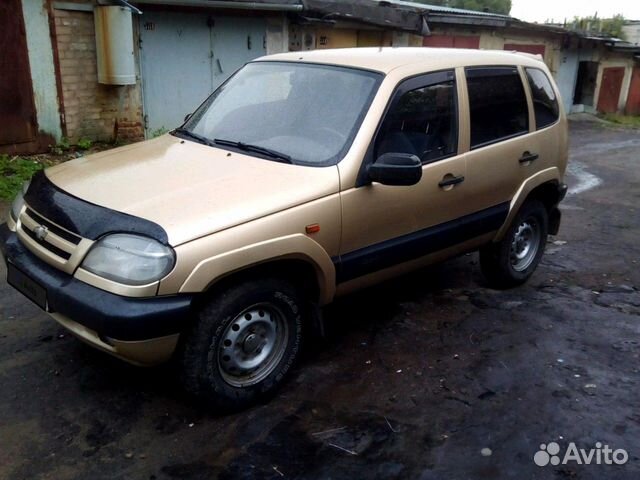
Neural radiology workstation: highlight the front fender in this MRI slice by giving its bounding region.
[178,234,336,305]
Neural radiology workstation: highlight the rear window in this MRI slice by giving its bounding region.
[466,67,529,148]
[525,68,559,129]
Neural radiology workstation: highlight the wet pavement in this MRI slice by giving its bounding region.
[1,120,639,479]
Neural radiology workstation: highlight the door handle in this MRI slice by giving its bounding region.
[438,175,465,188]
[519,151,539,164]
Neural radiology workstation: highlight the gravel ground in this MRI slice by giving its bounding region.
[0,120,639,479]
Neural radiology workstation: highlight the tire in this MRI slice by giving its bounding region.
[180,277,304,411]
[480,199,548,288]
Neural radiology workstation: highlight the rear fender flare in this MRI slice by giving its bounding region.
[494,167,561,241]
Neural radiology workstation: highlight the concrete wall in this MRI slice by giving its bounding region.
[288,24,421,51]
[21,0,63,143]
[554,47,579,113]
[622,23,640,46]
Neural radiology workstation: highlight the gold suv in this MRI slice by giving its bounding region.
[1,48,568,410]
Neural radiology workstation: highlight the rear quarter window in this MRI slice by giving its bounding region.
[525,68,560,129]
[466,66,529,149]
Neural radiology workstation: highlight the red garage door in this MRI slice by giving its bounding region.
[423,35,480,49]
[0,0,38,146]
[598,67,625,114]
[625,67,640,115]
[504,43,546,57]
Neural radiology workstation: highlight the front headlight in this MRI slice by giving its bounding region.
[10,180,30,221]
[81,234,175,286]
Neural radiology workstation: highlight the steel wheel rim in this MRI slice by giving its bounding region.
[218,303,288,387]
[510,217,541,272]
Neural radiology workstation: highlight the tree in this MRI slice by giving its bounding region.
[571,14,626,40]
[410,0,512,16]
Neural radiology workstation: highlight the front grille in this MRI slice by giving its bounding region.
[18,207,83,263]
[21,225,72,260]
[26,208,81,245]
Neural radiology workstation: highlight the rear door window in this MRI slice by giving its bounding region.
[466,67,529,148]
[525,68,560,129]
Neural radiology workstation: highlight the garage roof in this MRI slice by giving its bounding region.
[378,0,510,19]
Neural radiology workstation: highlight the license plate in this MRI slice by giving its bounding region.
[7,263,48,311]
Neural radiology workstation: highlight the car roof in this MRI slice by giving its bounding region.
[256,47,545,74]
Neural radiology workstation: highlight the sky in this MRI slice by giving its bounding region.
[510,0,640,23]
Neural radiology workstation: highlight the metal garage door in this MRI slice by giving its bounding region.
[597,67,625,114]
[0,0,38,146]
[139,12,266,136]
[625,67,640,116]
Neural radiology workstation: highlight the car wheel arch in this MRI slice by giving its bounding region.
[178,234,337,307]
[494,168,563,241]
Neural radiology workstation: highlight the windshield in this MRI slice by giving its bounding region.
[179,62,382,166]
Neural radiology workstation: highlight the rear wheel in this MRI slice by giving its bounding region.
[480,200,548,288]
[180,277,304,411]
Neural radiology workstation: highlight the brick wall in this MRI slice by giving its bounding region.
[53,8,143,143]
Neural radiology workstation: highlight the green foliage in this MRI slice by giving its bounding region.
[602,113,640,128]
[0,155,46,200]
[571,14,626,39]
[150,127,168,138]
[77,138,93,150]
[50,137,71,155]
[410,0,511,15]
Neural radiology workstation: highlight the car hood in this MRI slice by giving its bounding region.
[45,134,340,246]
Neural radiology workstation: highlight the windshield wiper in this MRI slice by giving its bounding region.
[172,128,215,147]
[214,138,293,164]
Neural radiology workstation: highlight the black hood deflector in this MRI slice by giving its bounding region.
[24,171,169,244]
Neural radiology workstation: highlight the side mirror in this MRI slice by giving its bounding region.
[184,113,192,122]
[367,153,422,186]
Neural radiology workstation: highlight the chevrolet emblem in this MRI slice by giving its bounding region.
[34,225,49,241]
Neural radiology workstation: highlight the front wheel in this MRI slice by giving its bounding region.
[480,200,548,288]
[180,278,304,411]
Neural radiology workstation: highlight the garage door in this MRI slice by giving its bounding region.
[0,0,37,146]
[597,67,625,114]
[139,12,266,136]
[625,67,640,115]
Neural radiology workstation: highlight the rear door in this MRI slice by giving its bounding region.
[462,66,533,215]
[520,66,563,178]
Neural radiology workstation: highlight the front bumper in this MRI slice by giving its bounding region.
[1,223,193,365]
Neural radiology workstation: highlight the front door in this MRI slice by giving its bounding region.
[139,12,266,136]
[337,70,469,283]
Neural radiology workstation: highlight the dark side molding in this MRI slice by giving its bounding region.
[334,202,510,283]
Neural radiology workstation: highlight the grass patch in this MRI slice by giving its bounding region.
[0,155,50,200]
[601,114,640,128]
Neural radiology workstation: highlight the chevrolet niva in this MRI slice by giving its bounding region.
[1,48,568,410]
